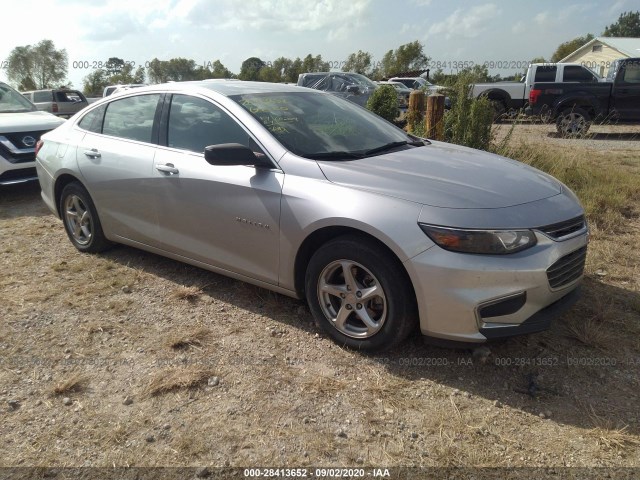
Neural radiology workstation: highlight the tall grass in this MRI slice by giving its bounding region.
[494,142,640,232]
[405,73,639,233]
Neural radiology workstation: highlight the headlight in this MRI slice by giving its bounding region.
[419,224,537,255]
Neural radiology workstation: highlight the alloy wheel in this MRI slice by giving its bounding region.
[317,259,387,339]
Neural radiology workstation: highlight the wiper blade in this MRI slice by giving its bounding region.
[305,151,364,160]
[363,139,425,156]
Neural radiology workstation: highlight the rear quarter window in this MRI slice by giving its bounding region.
[102,94,161,143]
[534,66,557,82]
[33,91,53,102]
[78,105,106,133]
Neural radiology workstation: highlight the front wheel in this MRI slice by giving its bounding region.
[305,235,417,351]
[556,107,591,137]
[59,182,112,253]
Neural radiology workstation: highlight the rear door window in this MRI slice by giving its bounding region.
[562,66,599,83]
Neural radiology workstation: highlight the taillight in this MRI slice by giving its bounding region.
[52,103,58,113]
[35,140,44,157]
[529,89,542,105]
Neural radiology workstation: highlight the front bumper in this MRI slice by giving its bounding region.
[404,229,588,343]
[0,143,37,185]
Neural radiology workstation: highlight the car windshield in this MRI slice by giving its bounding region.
[347,73,378,89]
[0,83,36,113]
[230,91,420,159]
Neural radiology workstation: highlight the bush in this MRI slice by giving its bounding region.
[443,73,494,151]
[366,85,399,122]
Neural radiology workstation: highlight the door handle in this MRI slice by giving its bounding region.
[84,148,101,159]
[156,163,179,175]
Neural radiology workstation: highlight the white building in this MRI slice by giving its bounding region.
[560,37,640,77]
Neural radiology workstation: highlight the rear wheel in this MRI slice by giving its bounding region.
[59,182,112,253]
[305,235,417,351]
[489,99,507,122]
[556,107,591,137]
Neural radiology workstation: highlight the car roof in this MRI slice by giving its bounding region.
[129,80,310,97]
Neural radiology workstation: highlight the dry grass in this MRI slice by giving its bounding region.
[299,374,347,395]
[1,137,639,469]
[494,140,640,233]
[50,373,87,396]
[142,366,214,397]
[587,407,640,451]
[169,285,202,302]
[563,316,615,351]
[166,326,212,350]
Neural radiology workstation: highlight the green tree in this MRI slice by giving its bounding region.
[208,60,234,78]
[105,57,125,76]
[376,41,430,78]
[301,54,329,73]
[4,40,68,89]
[603,11,640,37]
[82,69,108,96]
[258,67,282,82]
[146,57,200,83]
[285,58,304,83]
[550,34,594,62]
[342,50,372,74]
[109,63,145,84]
[272,57,293,82]
[239,57,266,80]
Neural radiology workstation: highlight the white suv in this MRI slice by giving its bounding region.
[0,82,65,185]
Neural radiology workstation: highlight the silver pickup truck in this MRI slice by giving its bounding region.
[471,63,602,117]
[1,82,65,185]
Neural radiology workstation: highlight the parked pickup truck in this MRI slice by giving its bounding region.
[471,63,602,118]
[525,58,640,136]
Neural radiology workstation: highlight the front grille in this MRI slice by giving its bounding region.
[0,130,48,164]
[0,143,35,164]
[537,215,586,239]
[3,130,48,147]
[0,167,38,183]
[546,246,587,289]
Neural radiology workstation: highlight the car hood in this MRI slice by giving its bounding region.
[316,141,562,209]
[0,111,65,133]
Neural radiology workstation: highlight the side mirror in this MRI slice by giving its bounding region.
[204,143,272,168]
[346,85,360,94]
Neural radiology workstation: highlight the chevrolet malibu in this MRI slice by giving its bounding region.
[36,81,588,351]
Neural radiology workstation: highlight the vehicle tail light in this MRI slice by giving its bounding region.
[52,103,58,113]
[529,89,542,105]
[35,140,44,157]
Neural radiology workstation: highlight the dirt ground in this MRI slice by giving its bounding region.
[1,124,639,475]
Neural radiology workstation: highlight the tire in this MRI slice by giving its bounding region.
[489,99,507,122]
[59,182,112,253]
[305,235,417,352]
[556,107,591,137]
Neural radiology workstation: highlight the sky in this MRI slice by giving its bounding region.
[0,0,633,89]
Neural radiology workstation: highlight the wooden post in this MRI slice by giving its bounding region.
[406,90,425,132]
[425,94,445,140]
[408,90,426,115]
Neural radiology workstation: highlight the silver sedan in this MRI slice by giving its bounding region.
[35,81,588,351]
